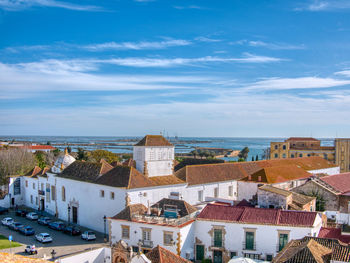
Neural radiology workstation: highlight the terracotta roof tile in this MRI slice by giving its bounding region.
[286,137,320,142]
[197,204,317,227]
[319,172,350,194]
[145,245,191,263]
[151,198,197,217]
[135,135,173,147]
[111,204,147,221]
[149,175,185,186]
[0,252,50,263]
[21,145,56,150]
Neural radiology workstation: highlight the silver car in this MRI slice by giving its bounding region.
[35,233,53,243]
[1,217,14,226]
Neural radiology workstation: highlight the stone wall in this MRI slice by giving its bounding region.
[293,180,339,211]
[257,189,287,208]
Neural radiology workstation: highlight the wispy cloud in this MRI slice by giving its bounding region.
[335,70,350,77]
[195,36,222,43]
[245,77,350,91]
[173,5,203,10]
[83,39,192,51]
[231,39,305,50]
[0,0,101,11]
[296,0,350,11]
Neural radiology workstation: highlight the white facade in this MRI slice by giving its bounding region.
[56,247,111,263]
[308,167,340,175]
[194,214,323,261]
[134,146,174,177]
[109,219,195,260]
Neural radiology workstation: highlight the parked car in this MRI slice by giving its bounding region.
[48,221,66,231]
[38,216,52,225]
[19,226,35,236]
[8,222,24,231]
[15,209,28,217]
[63,225,81,236]
[24,245,38,255]
[26,212,39,220]
[0,206,8,214]
[81,231,96,241]
[35,233,53,243]
[1,217,14,226]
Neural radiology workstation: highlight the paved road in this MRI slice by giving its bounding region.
[0,210,106,260]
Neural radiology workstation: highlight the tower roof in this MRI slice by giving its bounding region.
[135,135,173,147]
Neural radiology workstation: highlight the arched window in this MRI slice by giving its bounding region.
[62,186,66,202]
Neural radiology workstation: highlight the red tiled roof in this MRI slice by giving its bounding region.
[22,145,56,150]
[135,135,173,147]
[197,204,317,227]
[318,227,350,244]
[145,245,191,263]
[319,172,350,194]
[286,137,319,142]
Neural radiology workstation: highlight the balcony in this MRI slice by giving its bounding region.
[132,212,198,226]
[242,241,256,251]
[38,190,45,196]
[211,239,223,248]
[139,239,153,248]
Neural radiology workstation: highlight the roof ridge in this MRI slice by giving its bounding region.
[276,209,281,225]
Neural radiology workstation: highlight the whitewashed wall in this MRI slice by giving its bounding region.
[56,247,111,263]
[308,167,340,176]
[237,181,259,201]
[195,215,322,260]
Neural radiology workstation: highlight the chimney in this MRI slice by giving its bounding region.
[248,175,251,181]
[258,176,261,182]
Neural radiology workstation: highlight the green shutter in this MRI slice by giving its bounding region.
[279,234,288,251]
[245,232,254,250]
[214,229,222,247]
[196,245,204,260]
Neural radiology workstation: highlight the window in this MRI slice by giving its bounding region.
[244,253,260,260]
[214,187,219,198]
[46,183,50,203]
[282,153,286,158]
[230,252,237,258]
[299,153,303,157]
[163,231,173,246]
[196,245,204,261]
[291,154,295,158]
[214,229,223,247]
[51,186,56,201]
[62,186,66,201]
[274,153,278,158]
[245,231,255,250]
[229,186,233,196]
[30,195,33,204]
[142,229,151,241]
[41,183,44,191]
[282,145,286,150]
[278,233,289,251]
[100,190,104,198]
[198,190,203,201]
[266,254,273,261]
[35,197,38,205]
[33,183,35,189]
[274,145,278,150]
[307,154,311,157]
[121,225,130,239]
[110,192,115,200]
[25,181,28,187]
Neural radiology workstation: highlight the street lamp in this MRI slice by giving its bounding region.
[67,205,71,225]
[103,215,107,242]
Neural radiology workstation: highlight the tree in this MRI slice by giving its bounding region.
[238,147,249,161]
[262,147,270,160]
[198,149,205,159]
[190,150,198,159]
[53,148,60,157]
[255,155,259,161]
[35,151,46,169]
[46,141,51,145]
[0,148,36,184]
[89,150,120,163]
[67,146,72,153]
[251,156,254,161]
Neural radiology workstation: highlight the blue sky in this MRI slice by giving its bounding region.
[1,0,350,137]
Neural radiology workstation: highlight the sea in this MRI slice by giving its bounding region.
[0,136,335,161]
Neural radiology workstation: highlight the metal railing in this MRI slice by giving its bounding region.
[242,241,256,251]
[132,212,198,226]
[139,239,153,248]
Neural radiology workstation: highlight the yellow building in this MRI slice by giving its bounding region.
[335,138,350,173]
[270,137,335,161]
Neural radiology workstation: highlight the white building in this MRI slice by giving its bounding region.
[194,203,323,262]
[109,198,198,260]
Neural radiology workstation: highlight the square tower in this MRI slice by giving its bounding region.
[133,135,175,177]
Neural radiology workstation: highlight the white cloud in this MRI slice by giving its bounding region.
[195,36,222,43]
[83,39,192,51]
[296,0,350,11]
[245,77,350,91]
[0,0,101,11]
[335,70,350,77]
[231,39,305,50]
[173,5,203,10]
